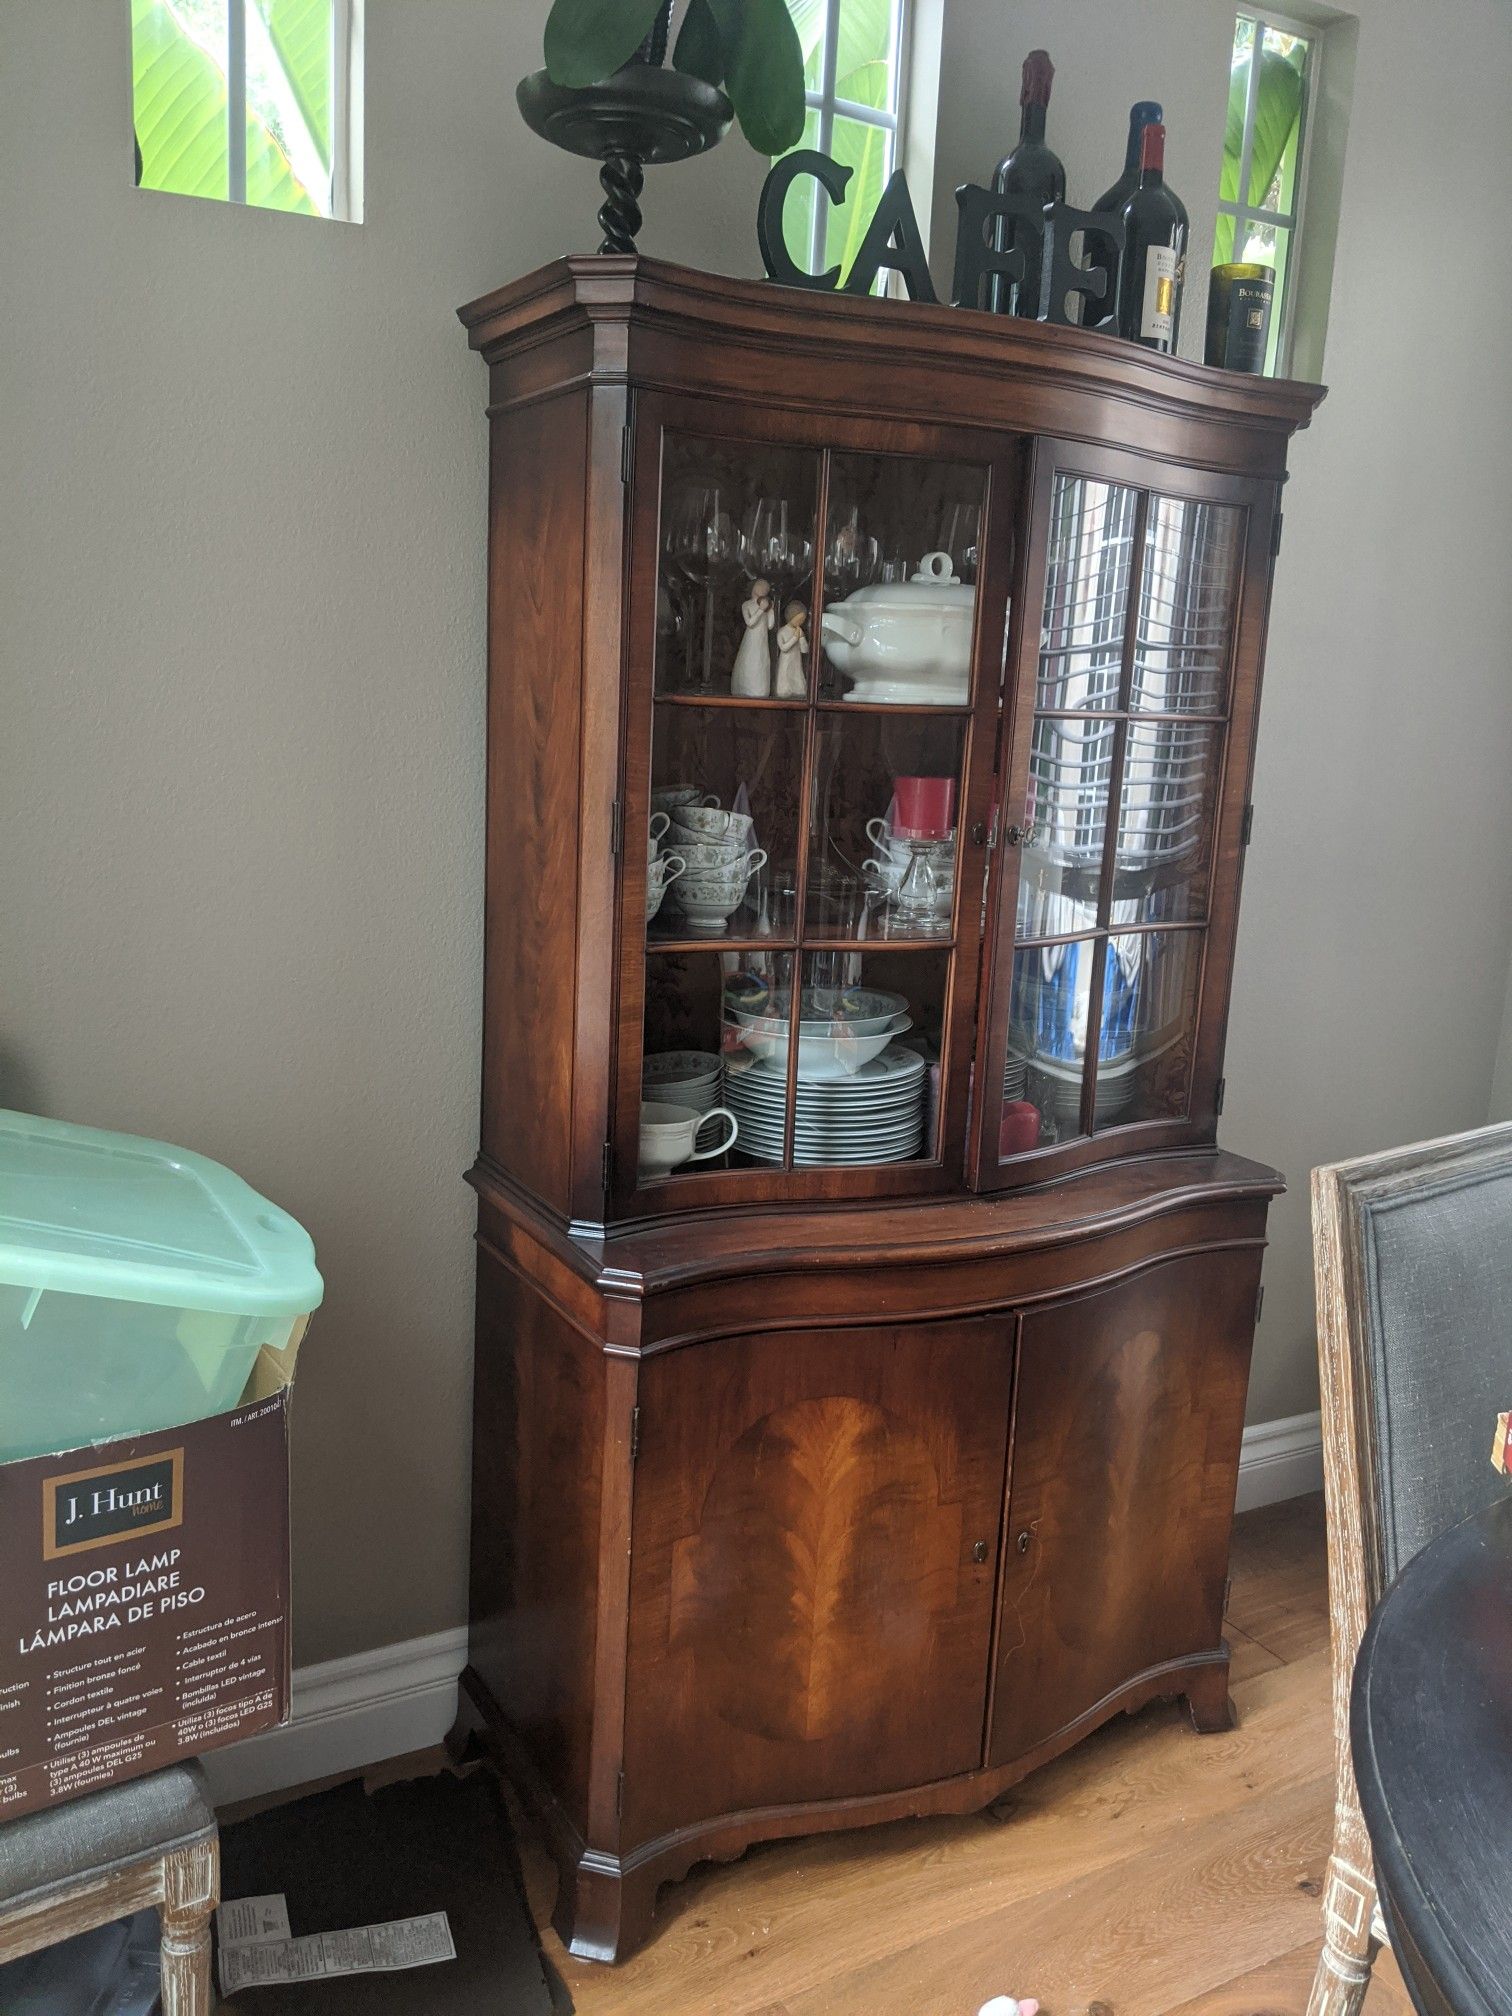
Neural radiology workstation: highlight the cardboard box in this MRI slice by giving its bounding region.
[0,1323,306,1817]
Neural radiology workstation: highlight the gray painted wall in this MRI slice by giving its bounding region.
[3,0,1510,1666]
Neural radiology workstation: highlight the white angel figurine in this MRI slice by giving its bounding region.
[774,600,809,699]
[732,577,774,698]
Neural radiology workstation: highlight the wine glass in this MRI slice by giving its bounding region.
[938,502,982,583]
[824,507,881,601]
[665,484,739,693]
[740,494,813,613]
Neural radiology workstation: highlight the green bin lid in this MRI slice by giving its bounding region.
[0,1109,324,1318]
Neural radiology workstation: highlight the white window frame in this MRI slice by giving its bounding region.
[1219,5,1320,373]
[795,0,911,279]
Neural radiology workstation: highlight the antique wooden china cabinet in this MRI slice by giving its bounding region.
[456,254,1324,1962]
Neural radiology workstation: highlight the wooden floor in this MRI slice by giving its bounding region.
[513,1493,1415,2016]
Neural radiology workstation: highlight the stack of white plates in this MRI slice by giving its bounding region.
[1003,1051,1029,1100]
[1028,1051,1140,1129]
[726,1046,927,1166]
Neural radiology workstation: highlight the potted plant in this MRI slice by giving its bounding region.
[519,0,807,252]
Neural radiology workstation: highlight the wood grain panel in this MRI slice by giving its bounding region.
[989,1247,1260,1766]
[622,1319,1012,1846]
[468,1246,605,1829]
[478,390,588,1212]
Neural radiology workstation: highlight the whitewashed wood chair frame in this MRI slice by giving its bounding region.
[0,1766,219,2014]
[1308,1123,1512,2015]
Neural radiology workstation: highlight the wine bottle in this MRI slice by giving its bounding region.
[988,50,1066,318]
[1091,101,1163,217]
[1116,122,1187,352]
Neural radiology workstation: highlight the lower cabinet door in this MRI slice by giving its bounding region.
[988,1247,1260,1768]
[622,1318,1012,1846]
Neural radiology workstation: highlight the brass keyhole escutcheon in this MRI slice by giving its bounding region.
[1016,1528,1033,1554]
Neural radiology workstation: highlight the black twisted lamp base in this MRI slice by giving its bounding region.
[598,153,645,255]
[516,66,732,257]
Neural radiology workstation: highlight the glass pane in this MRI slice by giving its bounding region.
[1132,497,1243,715]
[1005,939,1096,1153]
[1252,27,1308,212]
[724,951,944,1167]
[1094,930,1205,1130]
[132,0,231,201]
[824,116,896,289]
[247,0,331,215]
[777,108,825,274]
[1026,714,1118,912]
[818,453,988,704]
[834,0,903,116]
[649,706,805,942]
[1114,719,1219,916]
[657,435,818,699]
[809,712,966,941]
[641,951,795,1179]
[1037,477,1139,712]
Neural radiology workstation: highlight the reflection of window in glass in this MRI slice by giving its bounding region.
[1215,9,1315,374]
[780,0,909,288]
[131,0,363,221]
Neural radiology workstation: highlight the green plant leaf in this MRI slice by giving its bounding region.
[673,0,725,86]
[256,0,331,170]
[1220,39,1303,210]
[543,0,668,89]
[712,0,806,153]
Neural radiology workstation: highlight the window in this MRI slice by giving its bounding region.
[1215,10,1316,374]
[782,0,910,288]
[131,0,363,221]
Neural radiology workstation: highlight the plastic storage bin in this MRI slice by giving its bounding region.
[0,1109,323,1464]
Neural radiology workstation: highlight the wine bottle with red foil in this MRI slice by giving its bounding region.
[1091,101,1163,218]
[988,50,1066,318]
[1116,122,1187,351]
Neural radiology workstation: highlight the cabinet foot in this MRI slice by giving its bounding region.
[1183,1658,1234,1734]
[553,1857,661,1965]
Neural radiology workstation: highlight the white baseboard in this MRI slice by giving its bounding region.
[1235,1408,1324,1513]
[201,1625,468,1809]
[198,1414,1323,1808]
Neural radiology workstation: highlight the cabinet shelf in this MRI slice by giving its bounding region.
[654,692,808,711]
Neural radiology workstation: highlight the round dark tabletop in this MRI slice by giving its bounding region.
[1352,1493,1512,2016]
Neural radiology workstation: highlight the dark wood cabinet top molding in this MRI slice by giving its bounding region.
[459,255,1326,472]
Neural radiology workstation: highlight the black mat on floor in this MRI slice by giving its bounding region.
[218,1769,564,2013]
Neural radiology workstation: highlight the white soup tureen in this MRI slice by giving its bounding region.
[821,551,977,705]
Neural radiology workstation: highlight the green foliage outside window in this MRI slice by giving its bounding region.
[781,0,901,286]
[131,0,338,218]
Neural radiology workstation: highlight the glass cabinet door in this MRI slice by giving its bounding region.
[627,415,1015,1200]
[988,464,1249,1170]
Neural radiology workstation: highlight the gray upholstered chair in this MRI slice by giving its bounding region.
[1308,1124,1512,2015]
[0,1761,218,2013]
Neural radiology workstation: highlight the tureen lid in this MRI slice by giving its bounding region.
[829,550,976,611]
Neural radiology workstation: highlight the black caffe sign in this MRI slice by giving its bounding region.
[757,153,1125,330]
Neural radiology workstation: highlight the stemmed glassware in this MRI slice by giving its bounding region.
[938,501,981,583]
[740,494,813,618]
[664,483,739,694]
[823,505,881,601]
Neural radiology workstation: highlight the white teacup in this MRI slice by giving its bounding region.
[652,787,719,815]
[639,1100,738,1178]
[672,807,755,845]
[675,843,767,875]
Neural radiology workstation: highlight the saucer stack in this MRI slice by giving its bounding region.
[643,1050,726,1152]
[725,1047,927,1167]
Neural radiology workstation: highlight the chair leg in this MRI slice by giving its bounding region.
[160,1835,220,2016]
[1306,1850,1380,2016]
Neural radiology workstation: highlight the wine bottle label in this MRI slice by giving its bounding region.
[1140,245,1178,344]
